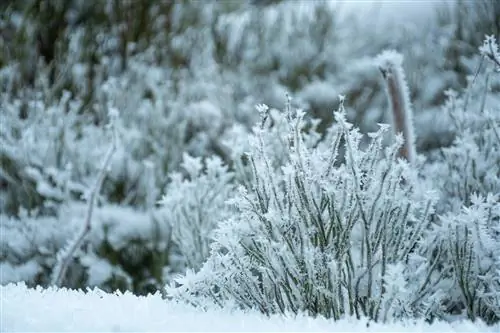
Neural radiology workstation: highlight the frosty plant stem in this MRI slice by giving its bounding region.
[479,35,500,69]
[377,51,416,164]
[52,109,119,287]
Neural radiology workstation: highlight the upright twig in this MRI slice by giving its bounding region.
[52,108,119,287]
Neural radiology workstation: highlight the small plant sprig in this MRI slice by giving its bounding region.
[479,35,500,69]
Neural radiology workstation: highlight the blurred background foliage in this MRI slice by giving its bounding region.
[0,0,499,297]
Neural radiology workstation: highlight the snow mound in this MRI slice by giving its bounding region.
[1,283,498,332]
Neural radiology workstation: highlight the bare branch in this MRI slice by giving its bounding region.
[52,110,118,287]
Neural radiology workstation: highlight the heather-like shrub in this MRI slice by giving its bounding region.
[0,203,172,295]
[222,100,322,186]
[168,101,442,322]
[0,88,107,216]
[423,35,500,324]
[423,35,499,211]
[429,83,499,212]
[434,194,500,323]
[2,4,499,321]
[159,153,236,271]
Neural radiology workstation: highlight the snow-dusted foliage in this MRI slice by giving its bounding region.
[422,35,500,323]
[52,108,118,286]
[429,87,500,212]
[169,101,442,322]
[0,88,108,216]
[214,1,345,87]
[223,101,322,187]
[0,203,172,293]
[480,35,500,67]
[3,1,500,326]
[1,211,70,286]
[433,194,500,323]
[159,154,236,271]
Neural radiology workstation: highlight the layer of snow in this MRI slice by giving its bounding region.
[1,283,498,332]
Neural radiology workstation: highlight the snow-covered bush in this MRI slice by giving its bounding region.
[169,101,442,322]
[3,4,499,322]
[214,1,344,89]
[159,154,236,271]
[51,108,118,287]
[0,203,173,295]
[158,106,321,272]
[0,87,107,216]
[222,101,322,187]
[423,35,500,324]
[434,194,500,323]
[0,211,70,286]
[422,35,500,211]
[428,41,500,213]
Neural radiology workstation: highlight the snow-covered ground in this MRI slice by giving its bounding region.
[1,283,497,332]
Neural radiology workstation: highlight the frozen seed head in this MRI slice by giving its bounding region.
[375,49,416,164]
[376,50,404,78]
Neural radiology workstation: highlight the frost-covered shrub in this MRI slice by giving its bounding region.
[0,88,107,216]
[223,101,322,187]
[0,44,258,214]
[169,102,442,322]
[426,36,500,213]
[214,1,343,89]
[433,194,500,323]
[0,203,173,295]
[159,154,236,271]
[430,92,500,213]
[95,53,262,205]
[423,35,500,324]
[0,211,70,286]
[51,109,119,287]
